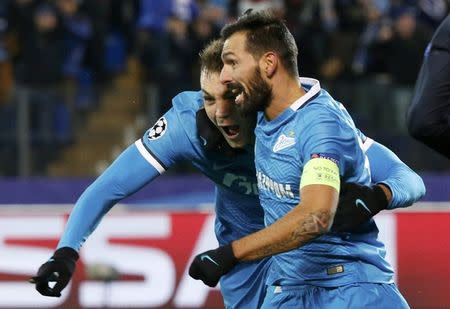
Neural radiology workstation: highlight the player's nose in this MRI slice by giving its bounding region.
[215,99,231,119]
[220,65,232,84]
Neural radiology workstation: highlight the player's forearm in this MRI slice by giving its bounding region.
[58,144,161,251]
[57,186,115,251]
[232,185,338,261]
[378,169,425,209]
[367,141,426,209]
[231,204,334,261]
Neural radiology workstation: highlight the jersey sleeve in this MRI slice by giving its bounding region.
[365,139,426,209]
[57,143,162,251]
[137,106,198,170]
[58,106,197,251]
[299,105,361,176]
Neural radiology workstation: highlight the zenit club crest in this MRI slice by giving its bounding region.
[148,117,167,140]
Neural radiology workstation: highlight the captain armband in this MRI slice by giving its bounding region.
[300,158,340,192]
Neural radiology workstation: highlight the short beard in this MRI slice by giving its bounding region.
[238,67,273,117]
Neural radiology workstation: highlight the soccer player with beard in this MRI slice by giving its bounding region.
[30,38,424,308]
[189,11,423,308]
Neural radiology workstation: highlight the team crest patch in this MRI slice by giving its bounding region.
[273,134,296,152]
[148,117,167,140]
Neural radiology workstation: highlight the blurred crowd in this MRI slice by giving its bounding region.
[0,0,448,175]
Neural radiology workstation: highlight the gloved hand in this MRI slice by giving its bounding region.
[332,182,389,232]
[29,247,79,297]
[188,244,238,287]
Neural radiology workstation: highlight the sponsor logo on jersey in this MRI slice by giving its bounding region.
[148,117,167,140]
[273,134,296,152]
[311,153,340,165]
[222,173,258,195]
[257,171,294,199]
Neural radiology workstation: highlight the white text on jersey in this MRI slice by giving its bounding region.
[257,171,294,199]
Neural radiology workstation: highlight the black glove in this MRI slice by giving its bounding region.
[29,247,79,297]
[331,183,389,232]
[188,244,238,287]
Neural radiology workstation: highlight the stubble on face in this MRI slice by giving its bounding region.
[229,66,273,117]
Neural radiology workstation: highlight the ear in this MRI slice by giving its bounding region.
[260,52,278,78]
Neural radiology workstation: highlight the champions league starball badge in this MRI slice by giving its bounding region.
[148,117,168,140]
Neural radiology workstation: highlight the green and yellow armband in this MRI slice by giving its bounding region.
[300,158,340,192]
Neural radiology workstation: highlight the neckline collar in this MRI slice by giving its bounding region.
[289,77,321,111]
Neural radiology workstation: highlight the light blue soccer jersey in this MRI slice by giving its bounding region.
[59,90,268,309]
[135,91,264,245]
[137,91,269,308]
[56,89,423,307]
[255,78,394,287]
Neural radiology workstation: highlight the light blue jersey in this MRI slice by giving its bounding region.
[135,91,264,246]
[56,88,424,308]
[58,91,268,309]
[255,78,394,287]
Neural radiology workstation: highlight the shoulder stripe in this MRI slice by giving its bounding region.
[361,137,374,152]
[135,139,166,174]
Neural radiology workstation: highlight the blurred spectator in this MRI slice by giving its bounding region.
[8,0,40,46]
[197,0,228,27]
[15,3,64,86]
[134,0,174,84]
[188,1,224,89]
[135,0,200,119]
[14,3,68,144]
[228,0,284,19]
[352,1,388,75]
[80,0,109,81]
[0,1,448,174]
[286,0,333,79]
[294,0,366,81]
[56,0,96,113]
[364,7,430,132]
[97,0,136,75]
[57,0,92,78]
[367,7,430,85]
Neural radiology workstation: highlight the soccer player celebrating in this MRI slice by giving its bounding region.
[189,11,423,308]
[31,38,424,308]
[407,13,450,158]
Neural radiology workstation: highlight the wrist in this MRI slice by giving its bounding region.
[220,243,238,267]
[373,184,390,211]
[54,247,79,261]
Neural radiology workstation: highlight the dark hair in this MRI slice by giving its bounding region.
[199,39,224,74]
[221,10,298,77]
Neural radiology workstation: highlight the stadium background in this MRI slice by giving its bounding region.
[0,0,449,308]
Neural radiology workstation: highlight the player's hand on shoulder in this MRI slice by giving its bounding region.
[188,244,238,287]
[29,247,79,297]
[331,182,389,232]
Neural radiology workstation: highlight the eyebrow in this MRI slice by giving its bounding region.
[201,89,213,97]
[221,51,234,59]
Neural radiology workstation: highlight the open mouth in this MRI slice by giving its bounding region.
[221,125,240,138]
[228,83,245,106]
[235,92,244,106]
